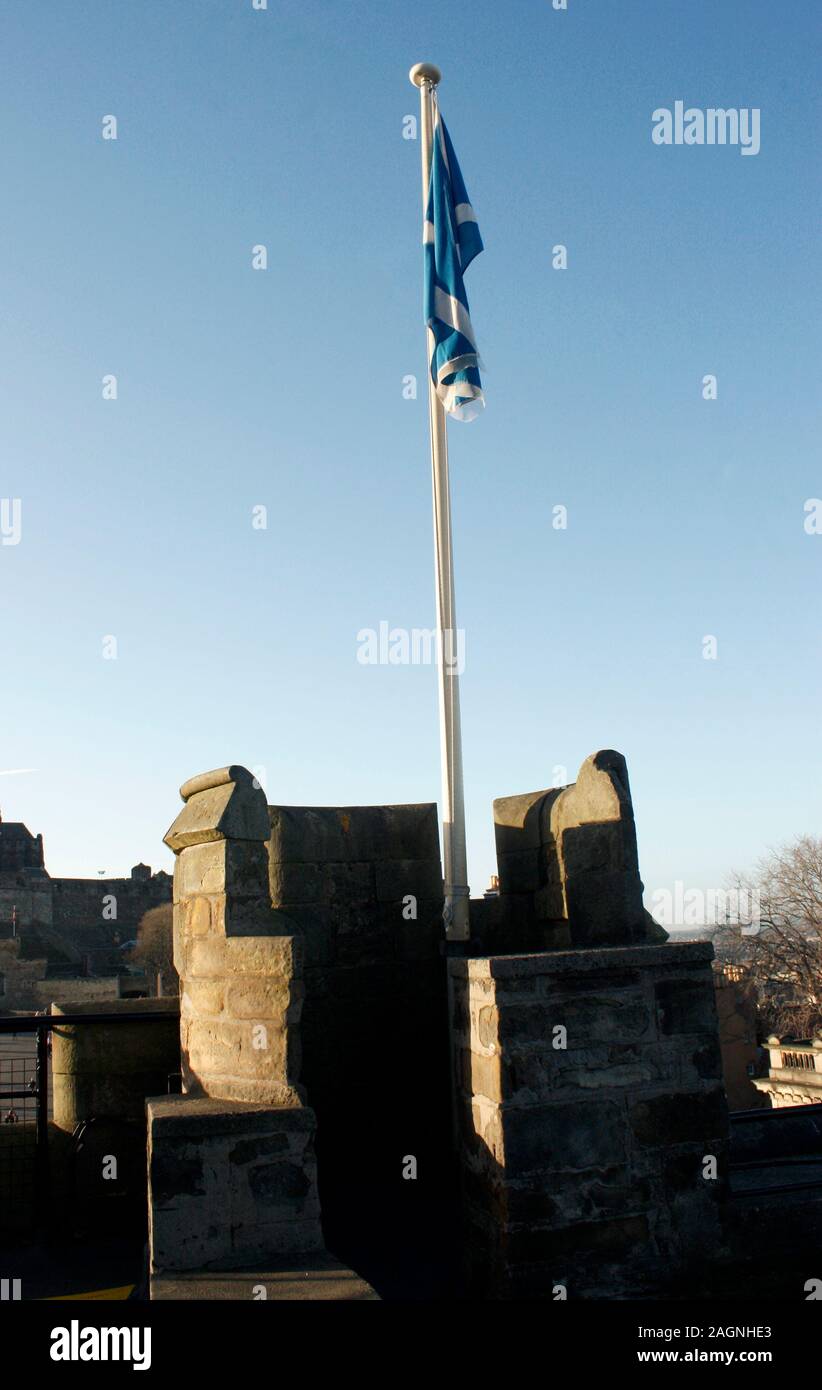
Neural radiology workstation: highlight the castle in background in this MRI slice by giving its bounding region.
[0,811,171,1011]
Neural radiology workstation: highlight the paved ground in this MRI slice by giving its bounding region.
[151,1251,379,1301]
[0,1238,144,1301]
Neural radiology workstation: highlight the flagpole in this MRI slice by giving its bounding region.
[410,62,470,943]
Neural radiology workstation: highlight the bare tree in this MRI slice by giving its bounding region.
[713,835,822,1038]
[132,903,178,996]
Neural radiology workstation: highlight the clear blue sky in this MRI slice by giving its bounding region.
[1,1,820,917]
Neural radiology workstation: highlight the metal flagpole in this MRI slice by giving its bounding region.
[410,62,470,943]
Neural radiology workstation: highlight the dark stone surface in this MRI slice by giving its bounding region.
[248,1161,311,1204]
[147,1096,317,1139]
[504,1099,627,1174]
[656,978,718,1035]
[229,1134,289,1164]
[629,1088,728,1148]
[690,1039,724,1080]
[500,994,652,1045]
[266,801,452,1296]
[505,1213,650,1266]
[150,1149,204,1201]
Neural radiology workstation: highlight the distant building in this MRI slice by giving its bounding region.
[0,935,120,1012]
[0,814,47,875]
[0,809,171,1000]
[753,1035,822,1108]
[713,964,767,1110]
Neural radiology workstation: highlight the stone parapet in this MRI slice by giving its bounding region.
[50,998,179,1131]
[151,767,326,1278]
[163,767,305,1105]
[449,941,729,1298]
[491,752,667,950]
[147,1097,324,1273]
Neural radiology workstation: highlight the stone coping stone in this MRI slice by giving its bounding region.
[147,1095,316,1138]
[51,997,179,1017]
[269,803,439,863]
[447,941,714,979]
[150,1251,379,1301]
[179,766,256,802]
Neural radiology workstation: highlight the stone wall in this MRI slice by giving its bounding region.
[144,752,736,1298]
[148,767,325,1274]
[0,886,53,931]
[51,871,171,940]
[51,998,180,1132]
[267,803,453,1272]
[0,938,121,1012]
[0,864,171,968]
[50,998,180,1236]
[449,942,729,1298]
[33,977,120,1010]
[0,938,45,1009]
[489,752,665,952]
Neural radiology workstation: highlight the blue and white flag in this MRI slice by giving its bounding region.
[424,105,484,421]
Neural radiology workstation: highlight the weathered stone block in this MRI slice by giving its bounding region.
[492,751,664,948]
[271,904,335,965]
[474,1004,498,1050]
[269,803,440,866]
[532,882,565,921]
[332,906,393,966]
[687,1038,723,1082]
[460,1047,505,1104]
[50,999,180,1133]
[147,1096,323,1273]
[450,939,728,1298]
[175,841,229,899]
[655,978,718,1035]
[184,1017,287,1078]
[493,789,552,855]
[374,858,443,902]
[224,978,298,1020]
[269,860,324,904]
[505,1213,650,1266]
[498,994,652,1047]
[211,895,295,939]
[223,935,300,978]
[181,980,225,1017]
[186,938,227,980]
[496,849,540,895]
[185,896,213,938]
[629,1088,728,1148]
[165,767,271,852]
[504,1099,627,1175]
[323,860,375,903]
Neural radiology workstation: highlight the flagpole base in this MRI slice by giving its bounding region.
[444,884,470,942]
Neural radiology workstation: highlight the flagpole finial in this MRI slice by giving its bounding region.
[409,62,441,88]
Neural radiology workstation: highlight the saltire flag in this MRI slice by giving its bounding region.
[424,103,484,421]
